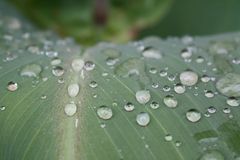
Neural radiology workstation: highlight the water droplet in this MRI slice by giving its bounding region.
[175,141,182,147]
[149,67,157,74]
[46,51,58,58]
[201,75,210,83]
[0,106,6,111]
[180,48,192,59]
[135,90,151,104]
[207,106,217,114]
[199,150,224,160]
[100,123,106,128]
[136,112,150,127]
[226,97,239,107]
[223,107,231,114]
[52,66,64,76]
[20,64,42,78]
[151,83,159,89]
[58,78,65,84]
[205,90,215,98]
[64,103,77,116]
[150,101,159,109]
[41,95,47,100]
[106,57,118,66]
[168,74,176,81]
[216,73,240,97]
[97,106,113,120]
[174,83,186,94]
[159,70,168,77]
[164,134,173,141]
[84,61,95,71]
[89,81,98,88]
[68,83,80,97]
[196,56,205,63]
[179,71,198,86]
[7,81,18,91]
[51,57,61,66]
[71,58,84,72]
[163,95,178,108]
[124,102,135,112]
[142,47,162,59]
[186,109,201,122]
[163,85,171,92]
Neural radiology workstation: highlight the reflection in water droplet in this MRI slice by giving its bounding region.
[159,70,168,77]
[163,95,178,108]
[52,66,64,76]
[163,85,171,92]
[226,97,239,107]
[180,71,198,86]
[186,109,201,122]
[164,134,173,141]
[199,150,224,160]
[46,51,58,58]
[97,106,113,120]
[150,101,159,109]
[136,112,150,127]
[151,83,159,89]
[205,90,215,98]
[68,83,80,97]
[71,58,84,72]
[64,103,77,116]
[124,102,135,112]
[223,107,231,114]
[89,81,98,88]
[168,74,176,81]
[174,83,185,94]
[207,106,216,114]
[20,64,42,78]
[84,61,95,71]
[7,81,18,91]
[201,75,210,83]
[135,90,151,104]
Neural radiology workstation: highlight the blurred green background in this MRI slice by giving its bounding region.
[8,0,240,45]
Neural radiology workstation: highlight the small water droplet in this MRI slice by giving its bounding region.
[168,74,176,81]
[7,81,18,91]
[159,70,168,77]
[135,90,151,104]
[97,106,113,120]
[71,58,84,72]
[150,101,159,109]
[164,134,173,141]
[124,102,135,112]
[68,83,80,97]
[205,90,215,98]
[226,97,239,107]
[163,95,178,108]
[186,109,201,122]
[223,107,231,114]
[84,61,95,71]
[100,123,106,128]
[151,83,159,89]
[180,71,198,86]
[64,103,77,116]
[106,57,118,66]
[149,67,157,74]
[163,85,171,92]
[201,75,210,83]
[52,66,64,76]
[136,112,150,127]
[174,83,186,94]
[196,56,205,63]
[51,57,62,66]
[41,95,47,100]
[180,48,192,59]
[207,106,217,114]
[20,64,42,78]
[58,78,65,84]
[89,81,98,88]
[0,106,6,111]
[175,141,182,147]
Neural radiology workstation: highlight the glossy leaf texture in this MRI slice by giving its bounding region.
[1,1,240,160]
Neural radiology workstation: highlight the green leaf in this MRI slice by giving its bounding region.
[1,1,240,160]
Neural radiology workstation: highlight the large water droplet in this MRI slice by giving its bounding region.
[199,150,224,160]
[71,58,84,72]
[68,83,80,97]
[135,90,151,104]
[142,47,162,59]
[7,81,18,91]
[20,64,42,78]
[64,103,77,116]
[97,106,113,120]
[226,97,239,107]
[180,71,198,86]
[163,95,178,108]
[136,112,150,127]
[52,66,64,76]
[186,109,201,122]
[216,73,240,97]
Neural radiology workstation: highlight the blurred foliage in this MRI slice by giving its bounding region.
[139,0,240,38]
[8,0,172,45]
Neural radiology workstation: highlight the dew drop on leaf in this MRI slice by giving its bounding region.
[142,47,162,59]
[199,150,224,160]
[124,102,135,112]
[163,95,178,108]
[71,58,84,72]
[20,64,42,78]
[84,61,95,71]
[174,83,186,94]
[136,112,150,127]
[186,109,201,122]
[164,134,173,141]
[68,83,80,97]
[150,101,159,109]
[52,66,64,76]
[205,90,215,98]
[7,81,18,92]
[226,97,239,107]
[64,103,77,116]
[207,106,217,114]
[51,57,61,66]
[135,90,151,104]
[97,106,113,120]
[179,71,198,86]
[89,81,98,88]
